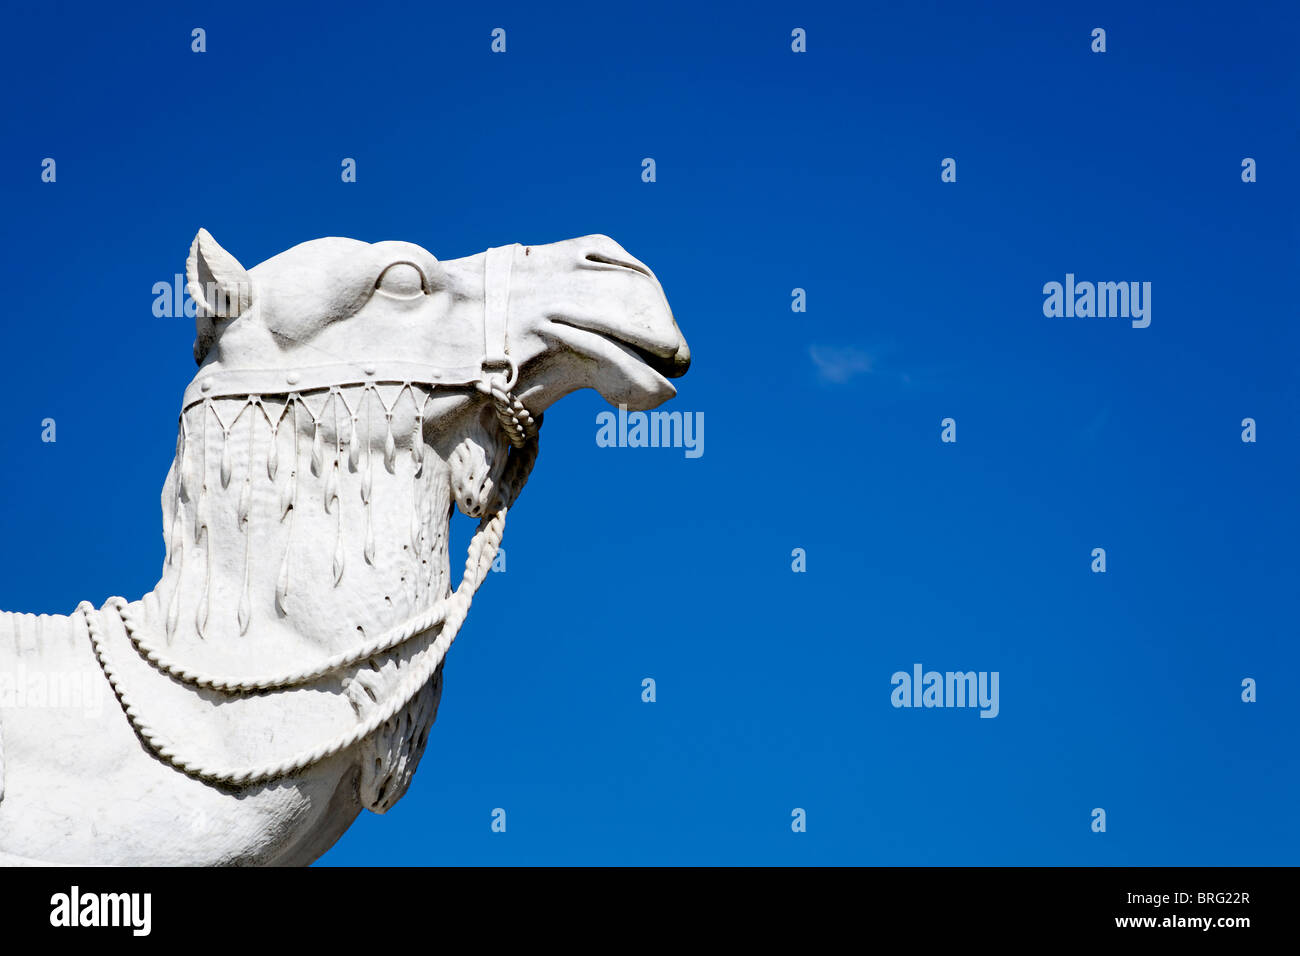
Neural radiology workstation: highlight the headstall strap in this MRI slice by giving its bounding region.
[480,243,519,392]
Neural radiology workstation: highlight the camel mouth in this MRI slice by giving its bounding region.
[548,318,688,394]
[624,338,691,379]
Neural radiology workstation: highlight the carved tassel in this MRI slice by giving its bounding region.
[267,423,279,481]
[166,502,185,641]
[276,399,299,616]
[178,418,193,504]
[332,520,345,586]
[362,432,375,567]
[325,462,339,514]
[348,416,361,472]
[310,416,324,478]
[220,428,232,489]
[384,413,396,474]
[412,395,425,477]
[195,402,210,545]
[276,545,291,615]
[168,472,185,570]
[196,534,211,639]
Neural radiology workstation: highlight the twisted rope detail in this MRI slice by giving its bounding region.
[478,375,537,449]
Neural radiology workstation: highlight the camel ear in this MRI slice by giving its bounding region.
[186,228,253,364]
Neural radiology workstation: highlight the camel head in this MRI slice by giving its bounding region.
[189,229,690,415]
[175,226,692,643]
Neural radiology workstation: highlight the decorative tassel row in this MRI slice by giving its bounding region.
[166,384,433,640]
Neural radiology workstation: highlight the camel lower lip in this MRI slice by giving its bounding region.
[547,320,678,393]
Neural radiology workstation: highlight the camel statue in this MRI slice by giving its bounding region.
[0,229,690,865]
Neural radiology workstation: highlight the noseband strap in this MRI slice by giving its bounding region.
[480,243,518,391]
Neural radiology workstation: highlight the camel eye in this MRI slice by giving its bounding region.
[375,262,428,299]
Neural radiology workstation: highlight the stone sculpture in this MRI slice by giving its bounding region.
[0,230,689,865]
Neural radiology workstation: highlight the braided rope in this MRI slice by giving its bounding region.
[478,376,538,448]
[81,391,539,787]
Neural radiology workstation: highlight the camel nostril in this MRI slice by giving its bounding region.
[585,252,652,278]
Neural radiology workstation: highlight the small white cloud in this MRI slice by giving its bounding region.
[809,345,874,384]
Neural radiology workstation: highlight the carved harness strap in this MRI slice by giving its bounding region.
[481,242,516,391]
[79,243,541,787]
[478,244,537,448]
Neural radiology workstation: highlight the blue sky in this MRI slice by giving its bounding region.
[1,0,1296,864]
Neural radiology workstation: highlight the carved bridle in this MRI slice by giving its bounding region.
[181,243,538,449]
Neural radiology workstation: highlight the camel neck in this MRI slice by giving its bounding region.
[152,388,453,662]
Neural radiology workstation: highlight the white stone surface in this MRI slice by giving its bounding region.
[0,230,688,865]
